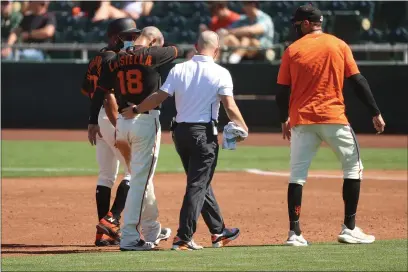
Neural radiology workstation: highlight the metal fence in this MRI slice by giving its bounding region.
[2,42,408,64]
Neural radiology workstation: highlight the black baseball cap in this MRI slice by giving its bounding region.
[291,5,323,23]
[107,18,141,38]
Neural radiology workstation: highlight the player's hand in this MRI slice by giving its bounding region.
[121,102,137,119]
[281,118,291,141]
[88,124,102,146]
[373,114,385,134]
[1,47,12,58]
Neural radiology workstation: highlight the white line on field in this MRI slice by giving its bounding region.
[245,169,407,181]
[2,167,406,181]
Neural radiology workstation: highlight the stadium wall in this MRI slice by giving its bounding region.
[2,62,407,133]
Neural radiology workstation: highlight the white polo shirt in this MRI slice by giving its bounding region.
[160,55,234,123]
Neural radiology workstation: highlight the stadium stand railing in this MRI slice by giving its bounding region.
[2,42,407,64]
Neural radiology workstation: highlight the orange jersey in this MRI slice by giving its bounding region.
[209,11,240,32]
[277,33,360,126]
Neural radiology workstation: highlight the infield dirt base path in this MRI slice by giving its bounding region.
[2,171,407,256]
[1,130,407,256]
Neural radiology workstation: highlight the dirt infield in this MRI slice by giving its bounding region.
[2,172,407,256]
[2,129,407,148]
[1,129,407,257]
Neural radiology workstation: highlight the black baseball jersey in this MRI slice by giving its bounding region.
[97,45,179,111]
[81,48,117,98]
[82,47,118,124]
[19,12,56,43]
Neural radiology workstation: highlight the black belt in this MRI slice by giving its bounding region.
[102,105,149,114]
[178,122,211,125]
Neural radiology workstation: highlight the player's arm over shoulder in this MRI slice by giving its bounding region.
[149,45,185,68]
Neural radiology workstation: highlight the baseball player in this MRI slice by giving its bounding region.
[276,5,385,246]
[82,18,138,247]
[94,26,184,251]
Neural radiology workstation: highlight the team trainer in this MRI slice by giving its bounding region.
[130,30,248,250]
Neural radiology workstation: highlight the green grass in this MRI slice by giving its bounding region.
[2,240,407,271]
[1,140,407,178]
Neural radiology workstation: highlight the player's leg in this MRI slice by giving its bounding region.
[173,125,219,250]
[286,125,322,246]
[94,134,120,246]
[139,123,170,245]
[98,109,132,221]
[319,125,374,244]
[199,144,240,248]
[119,115,160,250]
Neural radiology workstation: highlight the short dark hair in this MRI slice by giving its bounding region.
[209,1,228,11]
[242,1,259,8]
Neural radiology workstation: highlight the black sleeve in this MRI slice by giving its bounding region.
[81,64,95,97]
[19,15,28,30]
[348,73,381,117]
[45,12,57,27]
[97,59,117,92]
[150,46,184,68]
[276,84,291,123]
[88,88,104,124]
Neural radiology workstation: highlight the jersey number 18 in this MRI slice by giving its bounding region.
[118,69,143,95]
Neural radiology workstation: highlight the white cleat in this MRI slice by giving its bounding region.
[153,227,172,246]
[338,224,375,244]
[285,230,309,246]
[172,236,204,251]
[120,239,155,251]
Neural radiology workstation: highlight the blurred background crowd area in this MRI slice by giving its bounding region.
[1,1,408,62]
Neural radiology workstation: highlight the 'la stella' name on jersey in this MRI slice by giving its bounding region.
[109,54,153,72]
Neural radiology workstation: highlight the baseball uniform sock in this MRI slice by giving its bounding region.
[343,178,361,230]
[110,179,130,220]
[288,183,303,235]
[96,185,112,221]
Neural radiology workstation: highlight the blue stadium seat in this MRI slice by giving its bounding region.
[228,1,242,13]
[163,29,181,44]
[180,30,197,43]
[56,12,74,32]
[192,2,210,16]
[142,16,161,28]
[49,1,74,12]
[389,27,408,43]
[360,28,384,43]
[149,1,169,17]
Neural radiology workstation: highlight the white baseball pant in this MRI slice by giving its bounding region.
[116,110,162,247]
[290,124,363,185]
[96,107,131,188]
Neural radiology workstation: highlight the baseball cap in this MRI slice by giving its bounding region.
[107,18,141,38]
[291,5,323,23]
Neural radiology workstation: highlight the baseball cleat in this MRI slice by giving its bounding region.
[96,212,121,239]
[171,236,203,251]
[285,230,309,246]
[95,232,120,247]
[120,239,155,251]
[153,227,172,246]
[337,224,375,244]
[211,227,240,248]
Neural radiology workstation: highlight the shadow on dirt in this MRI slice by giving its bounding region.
[1,243,119,255]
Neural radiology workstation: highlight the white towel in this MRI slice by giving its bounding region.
[222,122,248,150]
